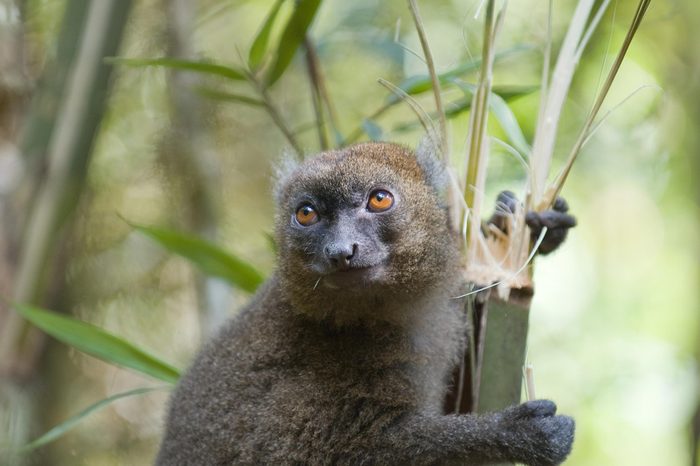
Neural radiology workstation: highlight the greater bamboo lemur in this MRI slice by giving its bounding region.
[156,142,576,465]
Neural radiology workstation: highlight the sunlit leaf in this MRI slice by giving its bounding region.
[265,0,322,86]
[12,304,181,384]
[107,57,247,81]
[249,0,286,69]
[132,224,265,293]
[195,87,264,107]
[21,387,168,451]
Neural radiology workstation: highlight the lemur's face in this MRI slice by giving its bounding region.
[275,143,456,301]
[285,174,399,289]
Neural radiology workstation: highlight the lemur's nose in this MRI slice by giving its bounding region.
[325,243,358,269]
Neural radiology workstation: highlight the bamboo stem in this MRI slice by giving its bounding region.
[0,0,133,375]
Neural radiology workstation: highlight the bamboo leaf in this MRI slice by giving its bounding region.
[195,87,264,107]
[20,387,168,452]
[391,45,534,101]
[453,81,531,157]
[249,0,286,69]
[12,304,181,384]
[265,0,322,87]
[107,57,247,81]
[132,224,265,293]
[488,92,531,157]
[391,85,536,134]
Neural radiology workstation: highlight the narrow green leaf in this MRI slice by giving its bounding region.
[20,387,168,452]
[390,45,534,102]
[132,224,265,293]
[265,0,322,87]
[12,304,181,384]
[195,87,264,107]
[107,57,247,81]
[488,92,531,157]
[453,81,531,157]
[249,0,286,69]
[390,86,536,134]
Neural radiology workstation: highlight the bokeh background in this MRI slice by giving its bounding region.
[0,0,697,465]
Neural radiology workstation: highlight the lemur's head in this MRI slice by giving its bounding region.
[274,142,459,321]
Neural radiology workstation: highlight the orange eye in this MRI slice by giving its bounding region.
[367,190,394,212]
[295,205,319,226]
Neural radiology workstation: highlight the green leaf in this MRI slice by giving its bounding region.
[390,45,534,102]
[452,81,532,157]
[195,87,264,107]
[20,387,168,452]
[248,0,286,69]
[488,92,531,157]
[12,304,181,384]
[132,224,265,293]
[265,0,322,87]
[390,86,536,135]
[107,57,247,81]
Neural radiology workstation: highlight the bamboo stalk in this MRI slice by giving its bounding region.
[475,292,531,413]
[0,0,133,377]
[0,1,132,461]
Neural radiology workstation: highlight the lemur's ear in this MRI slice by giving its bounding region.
[273,148,300,203]
[415,135,448,194]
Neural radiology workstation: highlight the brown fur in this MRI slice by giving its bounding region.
[156,142,574,465]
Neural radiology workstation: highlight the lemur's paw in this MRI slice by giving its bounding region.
[525,197,576,255]
[487,191,576,255]
[500,400,575,466]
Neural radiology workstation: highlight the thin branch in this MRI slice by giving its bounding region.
[303,35,343,148]
[303,36,328,150]
[249,74,304,157]
[407,0,448,159]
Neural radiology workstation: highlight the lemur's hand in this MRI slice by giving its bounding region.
[488,191,576,255]
[497,400,575,466]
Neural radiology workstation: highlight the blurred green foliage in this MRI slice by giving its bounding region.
[11,0,699,465]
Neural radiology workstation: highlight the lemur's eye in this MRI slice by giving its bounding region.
[295,204,319,226]
[367,190,394,212]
